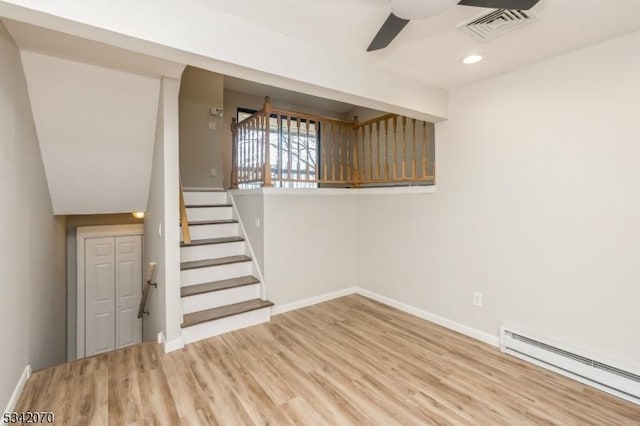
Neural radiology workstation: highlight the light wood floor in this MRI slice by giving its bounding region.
[17,295,640,425]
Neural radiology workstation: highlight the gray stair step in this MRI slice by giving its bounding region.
[181,276,260,298]
[181,299,274,328]
[187,219,238,226]
[186,204,232,208]
[180,236,244,248]
[180,255,251,271]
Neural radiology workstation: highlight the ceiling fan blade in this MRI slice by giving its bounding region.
[367,13,410,52]
[457,0,540,9]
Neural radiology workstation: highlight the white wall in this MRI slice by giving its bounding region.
[0,21,66,410]
[19,50,160,215]
[357,30,640,371]
[179,67,225,189]
[230,190,265,272]
[143,77,182,347]
[263,194,357,305]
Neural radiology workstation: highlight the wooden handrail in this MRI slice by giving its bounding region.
[179,178,191,244]
[137,262,157,319]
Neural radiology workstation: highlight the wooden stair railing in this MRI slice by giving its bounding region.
[137,262,158,318]
[231,96,436,188]
[179,178,191,244]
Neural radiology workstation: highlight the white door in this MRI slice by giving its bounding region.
[85,235,142,357]
[85,237,116,357]
[115,235,142,350]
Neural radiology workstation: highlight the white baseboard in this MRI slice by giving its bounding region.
[355,288,499,347]
[183,186,224,191]
[4,365,31,415]
[272,287,358,315]
[163,336,185,353]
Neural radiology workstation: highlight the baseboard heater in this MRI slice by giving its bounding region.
[499,327,640,405]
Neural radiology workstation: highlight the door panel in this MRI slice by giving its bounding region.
[85,237,115,357]
[115,235,142,349]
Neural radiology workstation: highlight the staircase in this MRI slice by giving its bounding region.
[179,189,273,344]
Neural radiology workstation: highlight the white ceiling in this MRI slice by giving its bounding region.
[207,0,640,88]
[2,19,184,79]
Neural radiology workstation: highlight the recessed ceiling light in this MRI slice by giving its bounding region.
[463,54,483,65]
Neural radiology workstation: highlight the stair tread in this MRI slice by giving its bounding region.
[180,255,251,270]
[181,236,244,247]
[187,219,238,226]
[181,299,273,328]
[184,189,226,192]
[186,204,232,208]
[181,276,260,297]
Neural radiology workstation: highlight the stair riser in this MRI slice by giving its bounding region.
[182,307,271,344]
[181,284,261,314]
[184,192,228,205]
[180,242,245,263]
[186,223,238,240]
[181,262,252,286]
[186,207,233,222]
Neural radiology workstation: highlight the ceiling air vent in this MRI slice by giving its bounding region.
[457,9,539,42]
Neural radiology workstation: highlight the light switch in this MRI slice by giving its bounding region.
[208,121,217,131]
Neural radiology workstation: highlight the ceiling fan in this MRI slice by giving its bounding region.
[367,0,540,51]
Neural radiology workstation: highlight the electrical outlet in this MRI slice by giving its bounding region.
[210,168,217,177]
[472,291,483,307]
[208,121,217,131]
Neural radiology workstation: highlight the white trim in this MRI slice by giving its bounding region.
[231,186,436,197]
[3,365,31,415]
[356,288,499,347]
[272,287,358,315]
[183,186,224,191]
[227,191,268,299]
[76,224,144,360]
[163,336,185,353]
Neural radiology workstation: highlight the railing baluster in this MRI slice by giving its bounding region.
[305,120,310,182]
[384,118,389,180]
[422,120,428,179]
[368,124,373,182]
[402,116,407,179]
[331,123,337,182]
[275,113,280,186]
[314,120,320,183]
[376,121,381,181]
[352,116,359,186]
[263,98,273,187]
[287,115,292,184]
[296,119,301,184]
[322,121,328,183]
[392,116,398,180]
[412,118,417,179]
[339,125,344,182]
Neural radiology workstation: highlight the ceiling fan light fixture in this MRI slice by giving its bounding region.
[463,54,483,64]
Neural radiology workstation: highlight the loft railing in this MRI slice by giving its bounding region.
[231,97,435,189]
